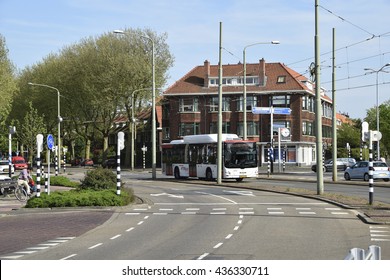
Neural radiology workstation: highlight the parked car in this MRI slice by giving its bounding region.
[0,160,14,174]
[102,158,116,168]
[12,156,28,170]
[344,161,390,181]
[81,159,94,166]
[338,157,356,168]
[311,158,347,172]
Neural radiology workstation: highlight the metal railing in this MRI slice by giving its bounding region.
[345,245,381,260]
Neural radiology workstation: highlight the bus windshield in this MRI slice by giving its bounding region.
[224,142,257,168]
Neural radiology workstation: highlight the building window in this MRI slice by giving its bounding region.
[270,95,290,107]
[209,97,230,111]
[322,102,332,118]
[162,127,170,140]
[237,96,257,111]
[237,122,259,137]
[162,104,170,119]
[302,95,315,112]
[277,76,286,83]
[302,121,314,136]
[209,76,259,87]
[210,122,230,134]
[179,97,199,112]
[179,123,200,136]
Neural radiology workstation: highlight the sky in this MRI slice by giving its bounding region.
[1,0,390,120]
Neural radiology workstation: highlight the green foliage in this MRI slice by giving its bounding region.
[15,102,47,163]
[11,28,174,161]
[80,167,117,190]
[0,35,18,152]
[29,175,79,188]
[25,187,134,208]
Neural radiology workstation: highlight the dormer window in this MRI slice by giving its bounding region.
[277,75,286,83]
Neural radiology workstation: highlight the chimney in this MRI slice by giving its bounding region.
[259,58,266,86]
[204,60,210,87]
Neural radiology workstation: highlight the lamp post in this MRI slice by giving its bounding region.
[28,82,62,172]
[114,30,156,179]
[364,63,390,160]
[129,88,150,171]
[243,41,279,140]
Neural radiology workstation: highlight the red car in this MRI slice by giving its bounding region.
[12,156,28,170]
[81,159,94,166]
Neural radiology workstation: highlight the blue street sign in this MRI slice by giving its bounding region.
[252,107,271,114]
[47,134,54,150]
[252,107,291,115]
[273,107,292,115]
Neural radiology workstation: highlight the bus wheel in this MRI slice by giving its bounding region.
[174,167,181,179]
[236,178,243,182]
[206,168,213,181]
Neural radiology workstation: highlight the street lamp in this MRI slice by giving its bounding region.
[28,82,62,172]
[114,30,156,179]
[243,41,279,140]
[364,63,390,160]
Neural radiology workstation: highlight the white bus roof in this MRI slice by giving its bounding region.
[178,134,241,144]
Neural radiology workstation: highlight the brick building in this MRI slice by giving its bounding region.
[162,59,333,166]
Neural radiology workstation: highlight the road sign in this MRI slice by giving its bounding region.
[37,134,43,153]
[47,134,54,150]
[252,107,291,115]
[362,121,369,142]
[118,132,125,150]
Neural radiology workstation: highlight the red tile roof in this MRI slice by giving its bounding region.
[164,60,315,95]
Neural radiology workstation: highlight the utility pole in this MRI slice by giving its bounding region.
[217,22,223,184]
[332,28,337,182]
[315,0,324,194]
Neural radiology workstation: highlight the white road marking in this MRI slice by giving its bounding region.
[2,255,24,259]
[186,208,200,211]
[210,212,226,215]
[137,221,144,225]
[223,190,255,196]
[181,212,197,215]
[225,234,233,239]
[299,212,316,215]
[61,254,77,260]
[159,208,173,211]
[125,213,140,215]
[195,191,237,204]
[126,227,135,232]
[88,243,103,249]
[151,193,184,199]
[331,212,349,215]
[197,253,209,260]
[110,234,121,240]
[239,212,254,215]
[213,243,223,249]
[234,226,240,231]
[153,212,168,215]
[268,212,285,215]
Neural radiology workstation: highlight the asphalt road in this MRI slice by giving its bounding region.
[2,173,389,260]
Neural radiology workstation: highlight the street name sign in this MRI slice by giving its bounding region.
[252,107,291,115]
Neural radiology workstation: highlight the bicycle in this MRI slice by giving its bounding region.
[0,180,29,202]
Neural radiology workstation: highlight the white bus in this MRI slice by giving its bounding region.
[161,134,258,181]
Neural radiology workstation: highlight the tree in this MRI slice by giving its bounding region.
[15,102,47,164]
[0,35,18,154]
[12,28,174,164]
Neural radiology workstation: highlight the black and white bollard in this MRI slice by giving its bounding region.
[117,132,125,195]
[36,134,43,197]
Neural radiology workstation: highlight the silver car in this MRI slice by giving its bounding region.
[344,161,390,182]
